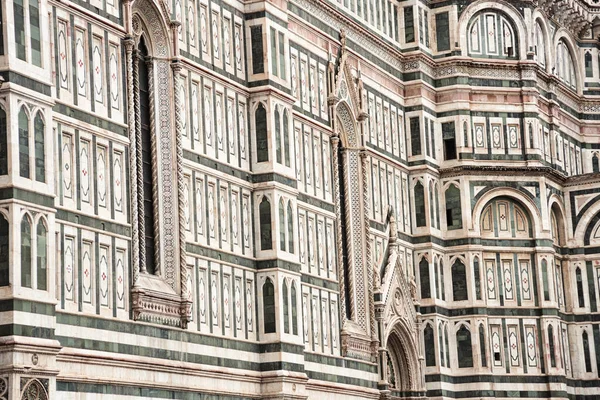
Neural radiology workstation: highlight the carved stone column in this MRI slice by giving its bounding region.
[330,135,347,326]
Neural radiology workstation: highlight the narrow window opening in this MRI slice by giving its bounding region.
[259,196,272,250]
[282,279,289,334]
[457,325,473,368]
[21,215,32,288]
[263,278,276,333]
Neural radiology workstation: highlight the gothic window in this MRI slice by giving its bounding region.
[259,196,272,250]
[283,110,290,167]
[445,185,462,230]
[0,108,7,175]
[479,324,487,367]
[275,107,281,164]
[548,324,556,368]
[556,40,576,90]
[404,6,415,43]
[250,26,264,74]
[36,219,47,291]
[434,183,440,229]
[576,267,585,307]
[438,323,445,367]
[419,257,430,299]
[34,112,45,182]
[457,325,473,368]
[434,258,440,299]
[0,214,8,287]
[291,281,298,335]
[14,0,26,61]
[21,215,32,288]
[444,325,450,367]
[263,278,276,333]
[583,331,592,373]
[424,324,436,366]
[585,52,593,78]
[593,153,599,173]
[409,117,421,156]
[534,21,545,67]
[542,259,550,301]
[282,279,289,334]
[18,108,29,178]
[138,36,157,275]
[414,181,426,227]
[467,11,517,59]
[429,182,435,229]
[256,104,268,162]
[279,199,285,251]
[440,260,445,301]
[287,201,294,254]
[452,259,468,301]
[474,257,481,300]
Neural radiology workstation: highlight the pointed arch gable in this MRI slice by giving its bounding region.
[132,0,171,58]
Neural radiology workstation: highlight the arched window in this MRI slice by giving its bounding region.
[419,257,430,299]
[287,201,294,254]
[18,108,30,178]
[452,259,468,301]
[279,199,285,251]
[479,324,487,367]
[434,258,440,299]
[429,182,435,229]
[548,324,556,368]
[592,153,599,173]
[34,112,45,182]
[283,109,290,167]
[467,11,517,59]
[585,52,593,78]
[457,325,473,368]
[542,259,550,301]
[36,219,47,291]
[424,324,436,366]
[474,257,481,300]
[259,196,272,250]
[414,182,426,227]
[0,108,7,175]
[291,282,298,335]
[438,323,445,367]
[583,331,592,373]
[14,0,26,60]
[256,104,268,162]
[275,107,281,164]
[138,36,157,275]
[434,184,440,229]
[0,214,8,287]
[534,21,545,67]
[21,215,32,288]
[282,279,289,334]
[556,40,576,90]
[439,260,445,301]
[444,325,450,367]
[445,185,462,230]
[576,267,586,307]
[263,278,276,333]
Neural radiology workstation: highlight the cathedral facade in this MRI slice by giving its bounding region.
[0,0,599,398]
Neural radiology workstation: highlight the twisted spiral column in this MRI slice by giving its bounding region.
[125,37,140,285]
[133,49,146,274]
[361,149,376,342]
[330,135,347,326]
[146,58,161,277]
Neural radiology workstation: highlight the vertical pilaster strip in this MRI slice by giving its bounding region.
[124,36,140,286]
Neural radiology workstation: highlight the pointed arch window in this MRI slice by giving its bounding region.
[0,214,8,287]
[279,199,285,251]
[283,109,290,167]
[474,257,481,300]
[424,324,435,366]
[36,219,47,291]
[576,267,585,307]
[438,323,445,367]
[256,104,268,162]
[434,183,440,229]
[445,185,462,230]
[444,325,450,367]
[0,108,6,175]
[439,260,445,301]
[583,331,592,373]
[452,259,468,301]
[263,278,276,333]
[18,108,29,178]
[542,259,550,301]
[548,324,556,368]
[556,40,576,90]
[592,153,599,173]
[260,196,272,250]
[282,279,289,334]
[479,324,487,367]
[457,325,473,368]
[291,281,298,335]
[414,182,426,227]
[419,257,430,299]
[534,21,545,67]
[585,52,593,78]
[275,107,281,164]
[287,201,294,254]
[434,257,440,299]
[34,112,45,182]
[21,215,32,288]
